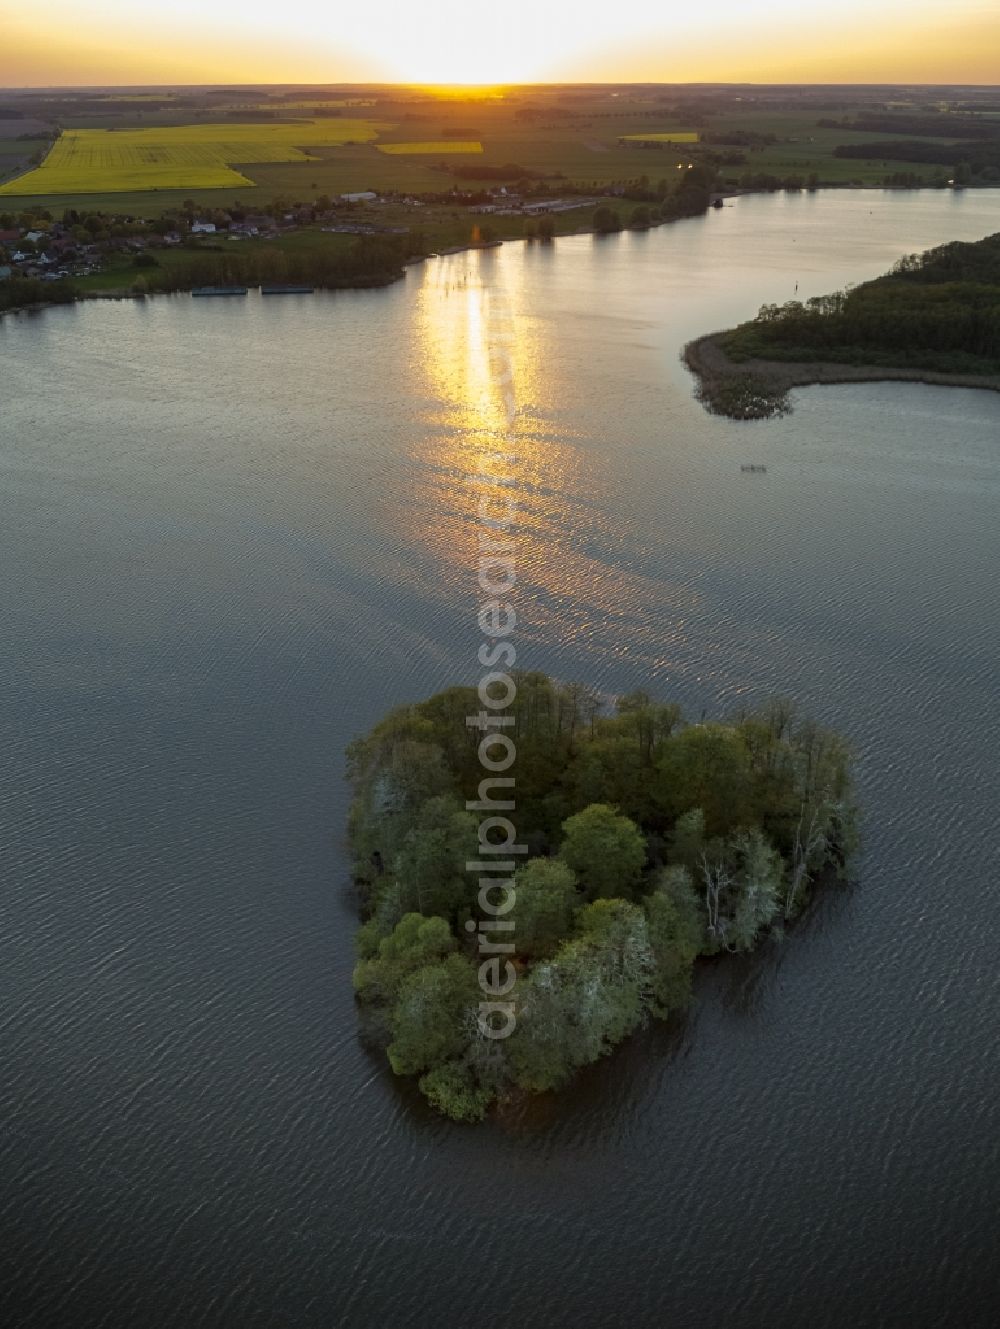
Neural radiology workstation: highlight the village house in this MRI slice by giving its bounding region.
[190,221,216,234]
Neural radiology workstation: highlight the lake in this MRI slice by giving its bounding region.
[2,190,999,1328]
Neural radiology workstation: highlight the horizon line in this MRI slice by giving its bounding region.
[4,80,1000,91]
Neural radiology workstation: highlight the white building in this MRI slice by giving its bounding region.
[191,221,217,234]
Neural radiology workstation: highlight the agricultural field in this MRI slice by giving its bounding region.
[377,141,483,154]
[1,83,996,211]
[257,100,377,110]
[707,111,961,183]
[0,119,388,196]
[0,137,51,188]
[620,132,700,143]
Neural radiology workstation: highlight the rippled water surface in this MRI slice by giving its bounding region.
[2,191,999,1328]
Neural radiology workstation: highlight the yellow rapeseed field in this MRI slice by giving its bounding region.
[376,141,483,155]
[0,120,387,196]
[620,132,700,144]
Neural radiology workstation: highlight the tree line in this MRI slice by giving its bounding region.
[833,139,1000,180]
[819,113,1000,140]
[135,233,425,294]
[723,232,1000,375]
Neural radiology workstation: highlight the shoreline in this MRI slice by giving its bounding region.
[0,210,705,321]
[0,269,406,320]
[683,332,1000,419]
[0,237,517,319]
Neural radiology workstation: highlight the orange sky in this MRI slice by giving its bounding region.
[1,3,999,86]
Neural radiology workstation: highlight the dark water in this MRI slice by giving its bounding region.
[2,191,999,1328]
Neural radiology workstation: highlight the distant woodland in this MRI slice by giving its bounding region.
[724,232,1000,376]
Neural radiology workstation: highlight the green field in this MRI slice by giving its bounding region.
[709,111,956,183]
[0,85,993,213]
[0,137,50,188]
[0,120,389,196]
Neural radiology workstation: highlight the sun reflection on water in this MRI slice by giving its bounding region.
[396,250,698,679]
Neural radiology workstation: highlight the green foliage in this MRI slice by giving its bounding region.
[0,274,79,313]
[387,953,480,1077]
[644,866,702,1016]
[418,1061,493,1122]
[514,857,579,958]
[347,673,855,1120]
[726,232,1000,375]
[656,724,756,837]
[352,911,455,1006]
[559,804,646,900]
[669,808,707,874]
[388,795,479,923]
[593,204,622,234]
[509,900,652,1092]
[695,828,783,953]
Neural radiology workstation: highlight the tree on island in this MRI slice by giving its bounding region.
[347,672,855,1121]
[559,804,646,900]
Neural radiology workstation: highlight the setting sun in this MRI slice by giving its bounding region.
[3,0,1000,83]
[369,9,569,83]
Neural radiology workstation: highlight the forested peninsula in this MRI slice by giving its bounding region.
[347,673,855,1122]
[686,231,1000,418]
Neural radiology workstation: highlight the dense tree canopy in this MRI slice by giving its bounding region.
[724,232,1000,375]
[348,673,855,1121]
